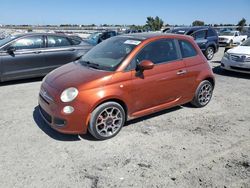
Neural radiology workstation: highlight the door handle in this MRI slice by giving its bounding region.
[177,70,187,75]
[33,51,42,54]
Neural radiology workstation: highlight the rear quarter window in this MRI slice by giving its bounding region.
[179,40,197,58]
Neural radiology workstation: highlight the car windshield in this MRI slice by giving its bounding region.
[87,32,102,40]
[79,37,141,71]
[170,29,188,34]
[220,32,235,36]
[0,35,16,46]
[241,38,250,46]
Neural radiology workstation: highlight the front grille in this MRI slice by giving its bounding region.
[231,54,250,62]
[230,66,250,72]
[39,106,52,123]
[39,87,54,104]
[40,94,49,105]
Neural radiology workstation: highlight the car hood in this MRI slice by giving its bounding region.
[45,61,113,91]
[228,46,250,55]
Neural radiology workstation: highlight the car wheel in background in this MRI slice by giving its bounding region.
[205,47,215,60]
[88,102,125,140]
[191,80,213,108]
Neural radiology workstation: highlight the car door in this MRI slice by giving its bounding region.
[192,29,207,51]
[129,39,187,114]
[1,35,45,81]
[42,35,78,72]
[178,39,204,98]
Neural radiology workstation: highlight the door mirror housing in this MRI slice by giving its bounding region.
[7,46,16,54]
[138,60,154,71]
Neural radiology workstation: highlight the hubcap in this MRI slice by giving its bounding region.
[95,107,123,137]
[198,84,212,106]
[207,48,214,59]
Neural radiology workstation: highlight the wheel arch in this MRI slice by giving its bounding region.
[95,98,128,116]
[203,76,215,87]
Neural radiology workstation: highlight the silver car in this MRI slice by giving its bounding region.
[221,38,250,74]
[0,33,93,82]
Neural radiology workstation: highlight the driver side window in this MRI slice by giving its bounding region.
[9,36,44,50]
[136,39,178,65]
[126,39,179,71]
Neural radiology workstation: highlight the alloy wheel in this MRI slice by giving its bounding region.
[95,107,123,137]
[198,83,212,106]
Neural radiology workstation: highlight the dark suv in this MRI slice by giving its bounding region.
[166,27,219,60]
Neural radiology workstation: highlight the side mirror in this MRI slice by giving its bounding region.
[7,46,16,54]
[138,60,154,71]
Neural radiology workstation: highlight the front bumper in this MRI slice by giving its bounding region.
[221,57,250,74]
[38,82,89,134]
[219,41,230,46]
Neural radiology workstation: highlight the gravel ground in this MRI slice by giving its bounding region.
[0,48,250,188]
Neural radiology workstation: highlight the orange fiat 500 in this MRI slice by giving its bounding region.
[38,33,215,140]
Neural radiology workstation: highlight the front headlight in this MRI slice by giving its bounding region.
[223,52,230,59]
[60,87,79,102]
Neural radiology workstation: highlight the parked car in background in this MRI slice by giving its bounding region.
[0,33,93,82]
[39,33,215,140]
[221,38,250,74]
[85,31,117,45]
[0,31,11,40]
[219,30,247,46]
[166,26,219,60]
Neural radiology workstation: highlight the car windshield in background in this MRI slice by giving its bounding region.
[0,36,16,46]
[169,29,188,34]
[220,32,234,36]
[79,37,141,71]
[87,32,101,40]
[241,38,250,46]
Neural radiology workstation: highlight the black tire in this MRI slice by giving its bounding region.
[88,102,125,140]
[205,46,215,60]
[191,80,214,108]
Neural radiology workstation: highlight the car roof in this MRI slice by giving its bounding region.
[119,32,184,40]
[12,32,69,39]
[171,26,212,33]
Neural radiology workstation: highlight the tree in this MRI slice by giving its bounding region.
[237,18,246,32]
[192,20,205,26]
[145,16,164,31]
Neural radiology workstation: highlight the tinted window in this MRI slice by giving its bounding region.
[47,35,71,47]
[10,36,44,50]
[68,37,81,45]
[179,40,197,58]
[207,29,217,37]
[136,39,178,65]
[193,30,207,40]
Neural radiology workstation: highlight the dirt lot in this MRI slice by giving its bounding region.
[0,48,250,188]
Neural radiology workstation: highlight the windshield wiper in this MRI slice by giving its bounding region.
[81,61,100,69]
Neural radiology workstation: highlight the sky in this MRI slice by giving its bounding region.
[0,0,250,25]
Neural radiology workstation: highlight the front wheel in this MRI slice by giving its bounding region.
[88,102,125,140]
[205,47,215,60]
[191,80,214,108]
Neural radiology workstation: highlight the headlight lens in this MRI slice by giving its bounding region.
[223,52,230,59]
[60,87,78,102]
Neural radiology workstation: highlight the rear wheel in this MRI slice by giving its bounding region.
[88,102,125,140]
[191,80,213,108]
[205,47,215,60]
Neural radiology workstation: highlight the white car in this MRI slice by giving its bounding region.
[221,38,250,74]
[219,31,247,46]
